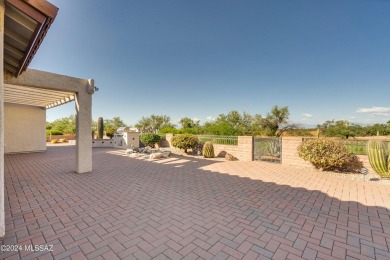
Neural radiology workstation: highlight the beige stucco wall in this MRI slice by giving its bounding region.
[0,0,4,239]
[4,103,46,153]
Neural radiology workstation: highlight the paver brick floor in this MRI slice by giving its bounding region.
[1,146,390,259]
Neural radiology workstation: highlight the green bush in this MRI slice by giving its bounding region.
[140,133,161,147]
[46,130,63,136]
[159,127,180,134]
[298,139,362,172]
[171,134,198,153]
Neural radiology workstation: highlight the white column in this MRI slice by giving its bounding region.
[75,80,93,173]
[0,0,5,238]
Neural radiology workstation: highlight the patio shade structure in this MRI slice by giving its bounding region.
[0,0,96,238]
[4,84,75,108]
[4,69,96,174]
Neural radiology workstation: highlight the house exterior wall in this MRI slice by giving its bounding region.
[4,103,46,153]
[0,0,5,238]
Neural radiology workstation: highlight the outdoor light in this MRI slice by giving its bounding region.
[94,86,99,92]
[361,168,368,181]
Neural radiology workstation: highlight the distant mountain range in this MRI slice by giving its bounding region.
[298,123,380,129]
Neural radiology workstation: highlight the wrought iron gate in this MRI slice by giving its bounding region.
[253,137,282,163]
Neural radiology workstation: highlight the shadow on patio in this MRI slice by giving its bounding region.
[1,146,390,259]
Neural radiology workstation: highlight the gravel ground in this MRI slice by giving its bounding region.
[324,170,390,185]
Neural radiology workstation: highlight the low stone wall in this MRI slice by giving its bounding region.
[165,134,253,161]
[158,138,170,148]
[281,137,314,169]
[46,135,76,142]
[164,134,378,173]
[92,139,115,148]
[213,136,253,161]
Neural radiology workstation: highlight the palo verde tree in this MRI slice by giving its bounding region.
[46,115,76,134]
[135,114,175,133]
[201,110,254,136]
[255,105,291,136]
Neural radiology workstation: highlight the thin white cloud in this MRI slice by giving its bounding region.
[356,107,390,114]
[300,113,313,121]
[192,117,200,122]
[349,116,357,119]
[206,116,215,121]
[373,113,389,117]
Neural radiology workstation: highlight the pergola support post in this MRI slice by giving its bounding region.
[0,0,5,238]
[75,80,93,173]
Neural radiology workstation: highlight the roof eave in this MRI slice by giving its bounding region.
[5,0,59,77]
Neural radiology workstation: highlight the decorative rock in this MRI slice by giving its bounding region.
[225,153,237,161]
[218,151,227,157]
[162,151,171,157]
[149,152,165,159]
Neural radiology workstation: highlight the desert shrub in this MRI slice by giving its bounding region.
[46,130,63,136]
[140,133,161,147]
[51,139,59,144]
[298,139,362,172]
[171,134,198,153]
[59,138,67,143]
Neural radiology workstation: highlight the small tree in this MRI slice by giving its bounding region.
[140,133,161,147]
[106,128,115,139]
[255,106,290,136]
[171,134,198,153]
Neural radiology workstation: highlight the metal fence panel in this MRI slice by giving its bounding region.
[196,135,238,146]
[253,137,282,163]
[302,138,390,155]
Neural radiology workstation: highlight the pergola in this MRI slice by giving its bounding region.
[4,68,95,175]
[4,84,75,108]
[0,0,96,238]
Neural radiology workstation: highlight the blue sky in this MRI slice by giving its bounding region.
[30,0,390,127]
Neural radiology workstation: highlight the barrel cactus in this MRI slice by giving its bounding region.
[367,140,390,178]
[97,117,104,139]
[203,141,215,158]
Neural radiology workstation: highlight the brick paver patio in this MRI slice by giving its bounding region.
[1,146,390,259]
